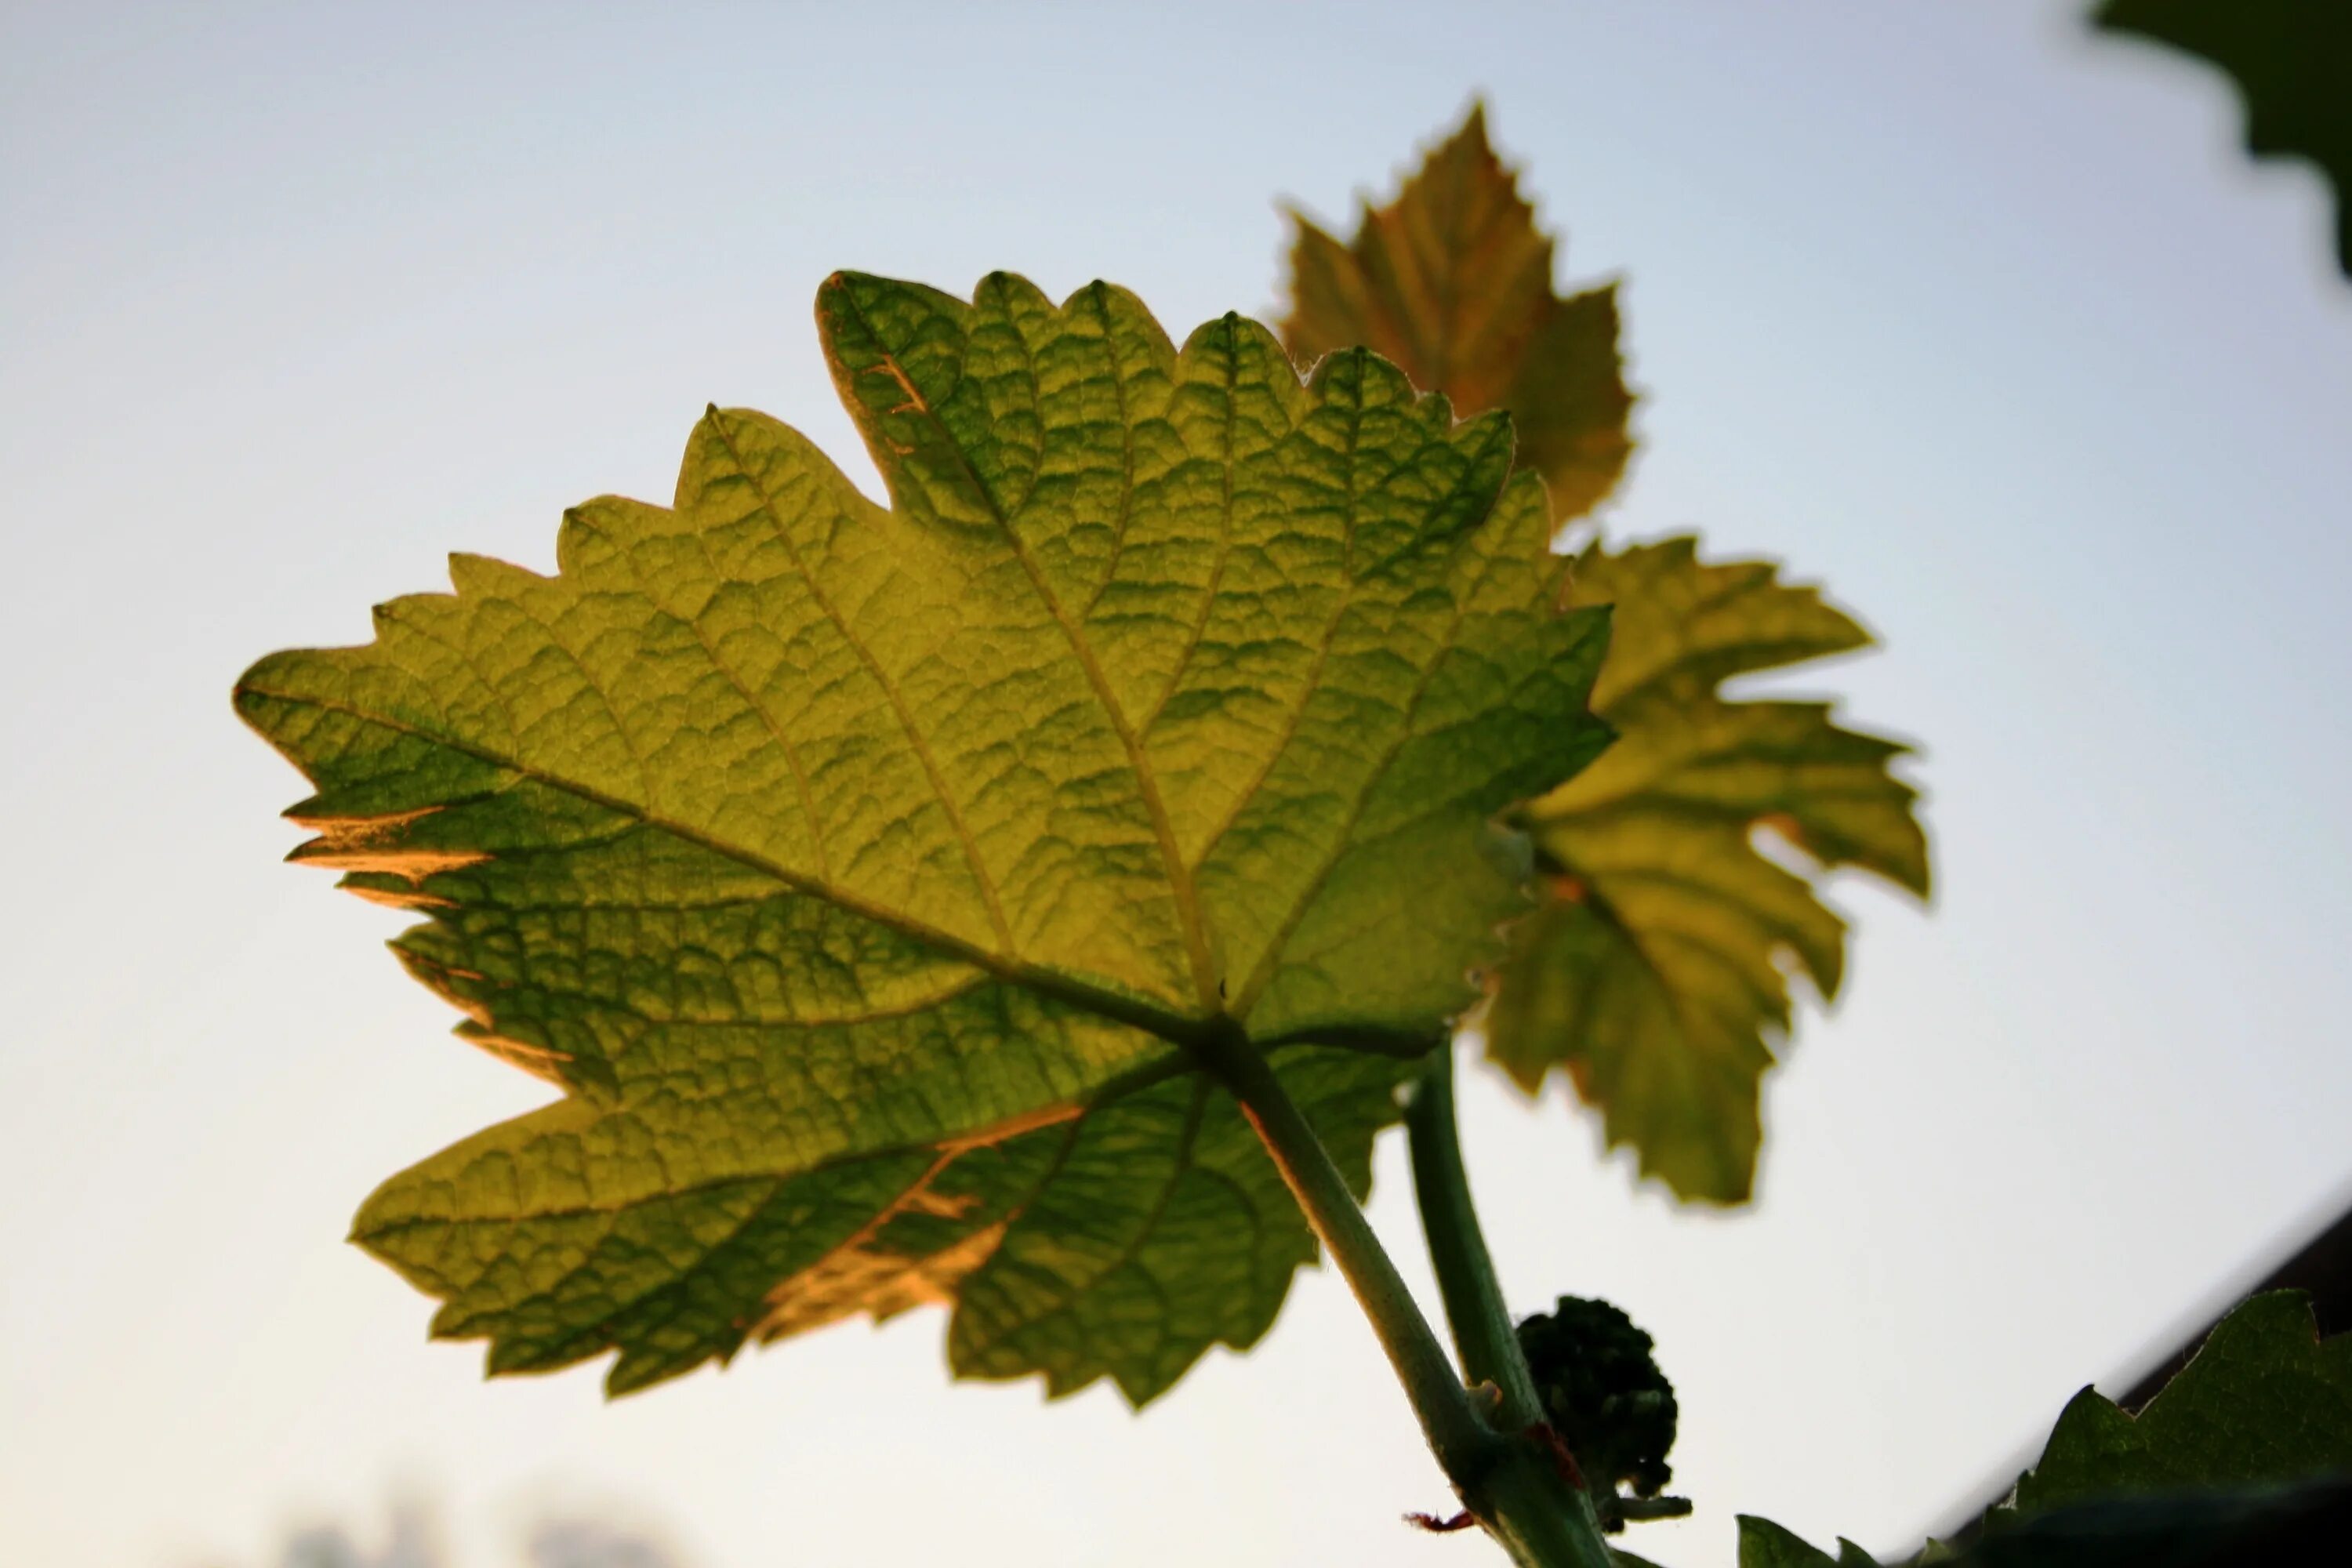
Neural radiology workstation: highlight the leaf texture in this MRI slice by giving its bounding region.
[1485,539,1929,1203]
[235,270,1611,1402]
[1735,1518,1879,1568]
[2010,1290,2352,1514]
[1279,103,1635,526]
[2098,0,2352,274]
[1740,1292,2352,1567]
[1278,107,1928,1203]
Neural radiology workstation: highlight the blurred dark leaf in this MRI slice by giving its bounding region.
[2096,0,2352,273]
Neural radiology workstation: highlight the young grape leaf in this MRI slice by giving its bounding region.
[1736,1517,1879,1568]
[1279,108,1928,1203]
[235,270,1612,1403]
[1486,539,1929,1203]
[2008,1290,2352,1514]
[1279,103,1635,527]
[1744,1483,2352,1568]
[1741,1291,2352,1566]
[2096,0,2352,274]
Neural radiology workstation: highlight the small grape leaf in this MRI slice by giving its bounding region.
[1744,1485,2352,1568]
[2096,0,2352,274]
[1279,102,1635,527]
[235,270,1612,1403]
[1486,538,1929,1203]
[2009,1289,2352,1514]
[1741,1291,2352,1566]
[1737,1518,1880,1567]
[1277,108,1927,1203]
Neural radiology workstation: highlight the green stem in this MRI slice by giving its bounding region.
[1403,1044,1547,1431]
[1480,1447,1623,1568]
[1195,1026,1494,1483]
[1203,1027,1616,1568]
[1405,1042,1620,1568]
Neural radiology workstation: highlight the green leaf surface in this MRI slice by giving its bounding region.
[1966,1482,2352,1566]
[2097,0,2352,274]
[1484,538,1929,1203]
[1278,107,1927,1204]
[1737,1516,1878,1567]
[2009,1290,2352,1514]
[1279,103,1635,527]
[1748,1480,2352,1568]
[236,270,1611,1403]
[1746,1486,2352,1568]
[1743,1293,2352,1567]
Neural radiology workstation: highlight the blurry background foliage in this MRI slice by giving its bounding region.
[1281,107,1929,1204]
[2095,0,2352,275]
[223,1503,684,1568]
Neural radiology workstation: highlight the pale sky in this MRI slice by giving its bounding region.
[4,3,2350,1566]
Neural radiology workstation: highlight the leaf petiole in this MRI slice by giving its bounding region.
[1404,1042,1549,1431]
[1200,1024,1615,1568]
[1405,1042,1619,1567]
[1193,1024,1493,1478]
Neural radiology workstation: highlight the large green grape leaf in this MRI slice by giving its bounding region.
[2097,0,2352,274]
[1279,103,1635,527]
[1741,1291,2352,1566]
[1486,539,1929,1203]
[1278,109,1928,1203]
[235,270,1612,1403]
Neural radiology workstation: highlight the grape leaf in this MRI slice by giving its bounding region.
[2009,1290,2352,1514]
[2096,0,2352,274]
[1486,538,1929,1203]
[1741,1291,2352,1566]
[1737,1517,1880,1568]
[1279,103,1635,527]
[1278,108,1928,1203]
[1745,1483,2352,1568]
[235,270,1612,1403]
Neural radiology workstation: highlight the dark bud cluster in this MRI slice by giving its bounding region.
[1515,1295,1679,1530]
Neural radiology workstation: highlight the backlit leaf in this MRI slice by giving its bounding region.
[2097,0,2352,274]
[236,270,1611,1403]
[1279,109,1928,1203]
[1486,539,1929,1203]
[1279,103,1635,526]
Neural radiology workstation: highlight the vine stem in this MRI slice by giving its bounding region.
[1198,1025,1615,1568]
[1403,1040,1547,1429]
[1405,1040,1619,1566]
[1195,1025,1497,1481]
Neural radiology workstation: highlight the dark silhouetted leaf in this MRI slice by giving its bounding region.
[2098,0,2352,273]
[2009,1290,2352,1514]
[1743,1292,2352,1566]
[1737,1515,1880,1567]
